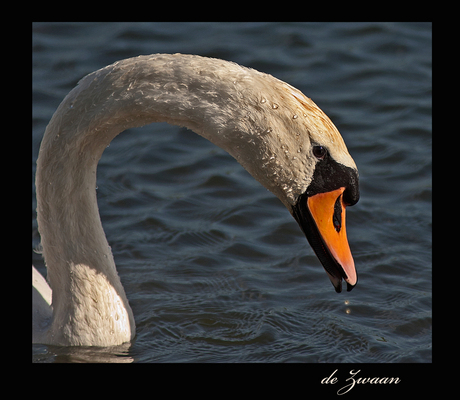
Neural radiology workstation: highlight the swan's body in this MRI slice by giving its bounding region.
[33,54,359,346]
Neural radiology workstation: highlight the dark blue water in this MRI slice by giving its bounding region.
[32,22,431,362]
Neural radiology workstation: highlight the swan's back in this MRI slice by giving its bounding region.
[32,266,52,343]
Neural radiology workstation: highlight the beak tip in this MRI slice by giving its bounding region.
[327,273,343,293]
[346,282,355,292]
[329,274,358,293]
[345,273,358,292]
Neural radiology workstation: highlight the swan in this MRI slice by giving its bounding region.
[33,53,359,347]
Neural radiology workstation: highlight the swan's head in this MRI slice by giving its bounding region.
[225,78,360,293]
[290,140,360,293]
[287,86,359,293]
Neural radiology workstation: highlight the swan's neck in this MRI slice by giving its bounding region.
[36,54,319,346]
[36,133,136,346]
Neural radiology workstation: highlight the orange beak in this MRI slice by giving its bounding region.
[292,186,358,292]
[307,188,357,289]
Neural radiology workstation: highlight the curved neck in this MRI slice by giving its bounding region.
[34,54,264,345]
[35,54,325,345]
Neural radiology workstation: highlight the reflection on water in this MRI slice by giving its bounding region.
[33,342,134,363]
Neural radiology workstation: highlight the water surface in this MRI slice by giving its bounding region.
[32,22,431,362]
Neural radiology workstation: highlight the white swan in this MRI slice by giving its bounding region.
[33,54,359,347]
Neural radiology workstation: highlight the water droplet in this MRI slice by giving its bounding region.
[272,103,279,109]
[260,98,266,103]
[293,114,298,119]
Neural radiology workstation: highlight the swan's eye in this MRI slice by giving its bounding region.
[313,145,327,160]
